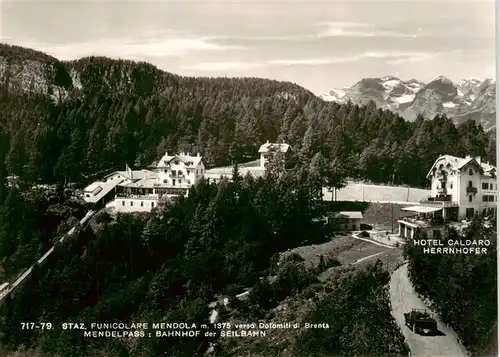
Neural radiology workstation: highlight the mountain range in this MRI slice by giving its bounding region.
[319,76,497,131]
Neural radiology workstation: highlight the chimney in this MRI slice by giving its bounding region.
[475,156,481,164]
[266,140,269,144]
[465,155,471,159]
[197,152,200,157]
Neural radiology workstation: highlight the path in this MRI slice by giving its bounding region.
[351,233,395,249]
[390,264,469,357]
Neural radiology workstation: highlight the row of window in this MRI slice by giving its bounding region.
[162,168,202,175]
[466,207,497,218]
[481,182,497,190]
[438,181,497,190]
[468,194,497,203]
[162,179,191,185]
[120,200,155,208]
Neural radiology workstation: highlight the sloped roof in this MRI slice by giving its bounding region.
[83,179,124,203]
[401,206,442,213]
[258,141,291,153]
[157,152,203,168]
[426,155,496,179]
[84,182,102,193]
[104,169,156,181]
[333,211,363,219]
[121,176,158,188]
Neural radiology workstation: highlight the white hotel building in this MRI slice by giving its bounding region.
[84,152,205,213]
[83,141,291,213]
[398,154,497,239]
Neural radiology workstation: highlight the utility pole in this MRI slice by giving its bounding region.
[391,204,394,233]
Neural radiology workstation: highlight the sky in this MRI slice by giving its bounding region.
[0,0,496,94]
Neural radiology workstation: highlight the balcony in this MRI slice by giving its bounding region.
[420,196,458,207]
[466,186,478,194]
[116,193,159,199]
[170,173,185,178]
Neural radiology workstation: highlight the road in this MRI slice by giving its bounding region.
[390,264,469,357]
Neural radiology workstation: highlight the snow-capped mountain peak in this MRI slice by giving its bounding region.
[318,76,496,129]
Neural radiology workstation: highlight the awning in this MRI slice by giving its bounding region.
[401,206,442,213]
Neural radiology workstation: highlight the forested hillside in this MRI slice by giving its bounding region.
[0,168,409,357]
[405,219,497,356]
[0,43,496,188]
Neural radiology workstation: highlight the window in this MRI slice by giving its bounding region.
[163,179,167,183]
[466,208,474,218]
[164,169,167,173]
[489,195,494,202]
[482,182,489,190]
[130,201,133,206]
[469,169,473,175]
[172,179,176,186]
[141,201,144,207]
[490,183,494,190]
[174,161,179,165]
[178,170,182,175]
[121,201,125,206]
[468,181,473,187]
[469,195,472,202]
[152,202,155,207]
[450,183,453,189]
[352,224,356,230]
[483,195,488,202]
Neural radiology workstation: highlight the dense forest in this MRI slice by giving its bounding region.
[0,166,408,357]
[0,186,87,281]
[0,43,496,189]
[0,43,497,357]
[405,219,497,356]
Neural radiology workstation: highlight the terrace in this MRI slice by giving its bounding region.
[398,205,445,239]
[420,195,459,208]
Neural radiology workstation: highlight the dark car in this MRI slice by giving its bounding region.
[404,309,438,335]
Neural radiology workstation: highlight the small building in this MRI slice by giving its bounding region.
[258,140,291,169]
[329,211,363,231]
[83,179,124,207]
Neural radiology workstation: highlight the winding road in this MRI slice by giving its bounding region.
[390,263,469,357]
